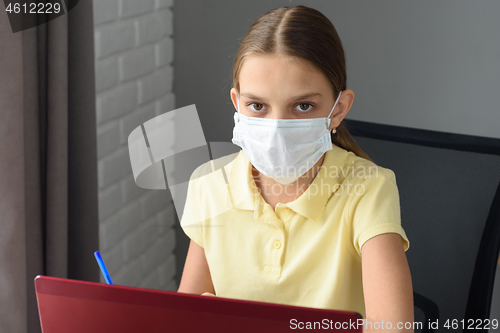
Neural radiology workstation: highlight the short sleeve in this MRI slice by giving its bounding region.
[179,152,239,249]
[349,167,409,257]
[179,163,206,248]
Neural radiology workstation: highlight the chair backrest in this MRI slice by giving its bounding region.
[345,119,500,333]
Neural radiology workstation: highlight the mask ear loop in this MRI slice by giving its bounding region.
[327,91,343,134]
[236,95,240,122]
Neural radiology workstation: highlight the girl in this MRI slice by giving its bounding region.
[178,5,414,331]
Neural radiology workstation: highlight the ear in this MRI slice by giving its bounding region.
[330,89,355,130]
[230,88,239,112]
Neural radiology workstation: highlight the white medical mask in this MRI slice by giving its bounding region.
[232,91,343,184]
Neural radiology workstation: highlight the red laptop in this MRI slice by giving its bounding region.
[35,275,362,332]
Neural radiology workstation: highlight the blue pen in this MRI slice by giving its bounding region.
[94,251,114,285]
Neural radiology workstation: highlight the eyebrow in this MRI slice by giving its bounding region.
[240,92,323,101]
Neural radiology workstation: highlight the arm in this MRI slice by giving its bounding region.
[361,233,414,333]
[177,240,216,296]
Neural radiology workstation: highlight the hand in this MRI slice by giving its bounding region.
[201,292,216,297]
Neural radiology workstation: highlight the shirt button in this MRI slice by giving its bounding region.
[274,240,281,249]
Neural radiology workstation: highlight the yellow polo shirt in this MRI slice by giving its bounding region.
[180,144,409,318]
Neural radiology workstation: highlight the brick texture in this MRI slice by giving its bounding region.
[94,0,177,291]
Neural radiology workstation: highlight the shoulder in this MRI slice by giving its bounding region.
[342,152,397,187]
[189,151,240,181]
[182,151,240,227]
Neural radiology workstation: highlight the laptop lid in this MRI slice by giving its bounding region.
[35,275,362,332]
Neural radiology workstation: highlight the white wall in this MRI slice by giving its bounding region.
[93,0,177,291]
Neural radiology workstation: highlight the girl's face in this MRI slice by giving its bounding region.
[230,54,351,129]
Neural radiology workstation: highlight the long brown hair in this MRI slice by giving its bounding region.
[232,5,372,162]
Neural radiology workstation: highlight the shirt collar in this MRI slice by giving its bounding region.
[287,145,349,222]
[224,150,255,211]
[225,145,350,222]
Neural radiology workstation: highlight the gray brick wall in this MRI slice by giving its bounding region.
[93,0,177,291]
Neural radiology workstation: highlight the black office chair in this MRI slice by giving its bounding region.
[344,119,500,333]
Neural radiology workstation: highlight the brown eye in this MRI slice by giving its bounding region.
[295,103,313,112]
[250,103,266,111]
